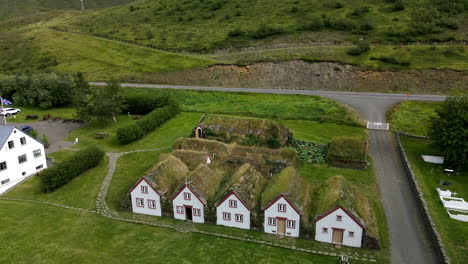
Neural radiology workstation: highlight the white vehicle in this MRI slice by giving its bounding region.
[0,108,21,116]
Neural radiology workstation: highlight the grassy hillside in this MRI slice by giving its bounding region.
[387,101,442,136]
[47,0,468,52]
[0,0,132,21]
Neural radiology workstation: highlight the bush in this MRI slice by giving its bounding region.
[369,56,411,66]
[227,28,244,37]
[39,146,105,193]
[117,100,180,144]
[290,139,327,164]
[250,25,284,39]
[301,15,324,31]
[327,137,367,162]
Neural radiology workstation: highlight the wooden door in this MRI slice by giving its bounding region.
[332,229,344,244]
[277,218,286,235]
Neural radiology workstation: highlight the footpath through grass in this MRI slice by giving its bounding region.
[401,136,468,263]
[387,101,441,136]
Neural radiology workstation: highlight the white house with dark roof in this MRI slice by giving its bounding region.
[0,126,47,194]
[263,194,302,237]
[315,206,365,248]
[129,176,162,216]
[172,184,206,223]
[216,191,251,230]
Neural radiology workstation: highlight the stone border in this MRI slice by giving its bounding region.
[396,132,451,264]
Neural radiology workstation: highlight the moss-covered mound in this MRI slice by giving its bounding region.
[146,155,189,197]
[174,138,230,158]
[172,150,210,170]
[188,164,222,202]
[327,136,368,169]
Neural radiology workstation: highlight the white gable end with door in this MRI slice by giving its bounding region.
[0,126,47,194]
[315,206,364,248]
[172,184,205,223]
[216,191,251,230]
[130,177,162,217]
[263,194,301,237]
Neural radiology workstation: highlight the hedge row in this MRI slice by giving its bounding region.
[117,100,180,144]
[125,94,176,115]
[39,146,105,193]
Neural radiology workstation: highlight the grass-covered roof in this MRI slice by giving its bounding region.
[188,164,222,202]
[172,150,210,170]
[146,154,188,197]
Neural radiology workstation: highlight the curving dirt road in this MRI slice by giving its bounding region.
[91,82,445,264]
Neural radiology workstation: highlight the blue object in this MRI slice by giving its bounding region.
[1,98,12,105]
[19,125,33,133]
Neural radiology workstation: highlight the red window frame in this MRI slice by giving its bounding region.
[176,206,184,214]
[229,199,237,208]
[141,185,148,194]
[184,192,191,200]
[193,208,201,216]
[147,199,156,209]
[136,198,144,207]
[235,214,243,223]
[268,217,277,226]
[223,212,231,221]
[336,215,343,221]
[278,203,286,212]
[286,220,296,229]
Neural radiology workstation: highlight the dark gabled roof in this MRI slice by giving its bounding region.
[216,191,252,211]
[0,126,15,149]
[314,205,366,229]
[262,193,303,216]
[172,183,207,206]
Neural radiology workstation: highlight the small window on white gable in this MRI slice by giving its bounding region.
[20,137,26,145]
[336,215,343,221]
[176,206,184,214]
[268,217,277,226]
[322,227,328,233]
[278,203,286,212]
[193,208,201,216]
[235,214,243,222]
[229,199,237,208]
[287,220,296,229]
[141,185,148,194]
[136,198,144,207]
[148,199,156,209]
[223,212,231,221]
[348,231,354,238]
[184,192,191,200]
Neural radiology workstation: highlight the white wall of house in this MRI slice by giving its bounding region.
[263,196,301,237]
[0,128,47,194]
[172,185,205,223]
[216,193,251,230]
[315,207,363,248]
[130,179,162,217]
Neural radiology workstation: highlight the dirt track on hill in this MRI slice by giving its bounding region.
[126,61,467,94]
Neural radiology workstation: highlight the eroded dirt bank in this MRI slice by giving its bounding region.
[125,61,467,94]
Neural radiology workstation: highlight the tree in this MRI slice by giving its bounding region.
[428,95,468,170]
[75,80,126,123]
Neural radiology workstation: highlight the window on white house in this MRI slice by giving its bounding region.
[229,199,237,208]
[176,206,184,214]
[0,161,7,171]
[136,198,144,207]
[18,154,27,164]
[33,149,41,158]
[141,185,148,194]
[235,214,243,223]
[8,141,14,149]
[20,137,26,145]
[223,212,231,221]
[287,220,296,229]
[336,215,343,221]
[1,178,10,185]
[278,203,286,212]
[36,165,43,170]
[184,192,191,200]
[193,208,201,216]
[322,228,328,233]
[268,217,277,226]
[148,199,156,209]
[349,231,354,238]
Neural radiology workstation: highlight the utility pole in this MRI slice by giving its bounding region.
[80,0,85,10]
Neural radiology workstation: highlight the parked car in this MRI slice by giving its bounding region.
[0,108,21,116]
[19,125,33,134]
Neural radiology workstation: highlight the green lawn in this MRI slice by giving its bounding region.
[401,136,468,263]
[387,101,441,136]
[0,201,346,264]
[4,152,108,210]
[7,105,76,123]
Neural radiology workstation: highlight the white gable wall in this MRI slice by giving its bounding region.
[173,186,205,223]
[315,208,363,248]
[263,196,300,237]
[216,193,251,230]
[130,179,162,216]
[0,128,47,194]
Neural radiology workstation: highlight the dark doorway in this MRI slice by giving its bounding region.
[185,207,193,221]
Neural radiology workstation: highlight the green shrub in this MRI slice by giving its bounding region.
[227,28,244,37]
[369,56,411,66]
[39,146,105,193]
[117,100,180,144]
[346,40,370,56]
[290,139,327,164]
[250,25,284,39]
[301,15,324,31]
[327,137,367,162]
[125,94,175,115]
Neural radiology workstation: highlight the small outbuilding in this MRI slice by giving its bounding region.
[315,206,365,248]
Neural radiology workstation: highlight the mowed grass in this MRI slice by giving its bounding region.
[125,88,362,125]
[26,28,214,80]
[4,152,108,210]
[401,136,468,263]
[6,105,76,123]
[0,202,345,264]
[387,101,441,136]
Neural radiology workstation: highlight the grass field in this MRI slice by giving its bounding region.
[387,101,441,136]
[7,105,76,123]
[401,136,468,263]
